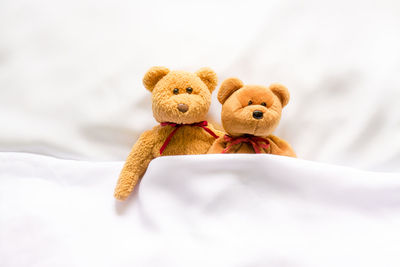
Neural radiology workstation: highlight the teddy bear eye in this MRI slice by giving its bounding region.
[261,102,267,107]
[248,100,253,105]
[186,87,193,94]
[173,88,179,94]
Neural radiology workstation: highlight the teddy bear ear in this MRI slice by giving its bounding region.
[269,83,290,107]
[217,77,244,104]
[142,66,170,92]
[195,67,218,92]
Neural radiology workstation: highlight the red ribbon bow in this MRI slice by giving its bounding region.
[159,121,218,155]
[222,134,270,154]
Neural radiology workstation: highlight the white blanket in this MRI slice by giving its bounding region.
[1,152,400,267]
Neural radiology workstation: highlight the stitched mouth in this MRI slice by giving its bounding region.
[252,120,260,135]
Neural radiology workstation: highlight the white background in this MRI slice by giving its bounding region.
[1,0,400,171]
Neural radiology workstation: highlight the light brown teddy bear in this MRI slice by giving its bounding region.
[114,66,222,200]
[208,77,296,157]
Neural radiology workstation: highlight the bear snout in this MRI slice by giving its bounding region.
[177,103,189,113]
[252,110,263,119]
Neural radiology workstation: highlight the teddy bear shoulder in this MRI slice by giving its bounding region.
[205,122,225,137]
[266,134,297,158]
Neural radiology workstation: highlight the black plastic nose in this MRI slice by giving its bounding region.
[253,110,263,119]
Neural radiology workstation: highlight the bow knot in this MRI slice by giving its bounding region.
[222,134,270,154]
[161,121,208,128]
[159,121,218,154]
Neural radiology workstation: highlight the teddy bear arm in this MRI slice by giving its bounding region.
[114,130,156,200]
[267,135,296,158]
[207,136,227,154]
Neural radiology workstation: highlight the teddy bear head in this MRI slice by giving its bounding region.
[217,77,290,137]
[143,66,218,124]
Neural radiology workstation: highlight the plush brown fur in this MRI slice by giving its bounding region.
[115,66,222,200]
[208,77,296,157]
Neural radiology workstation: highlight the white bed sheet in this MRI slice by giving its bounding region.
[1,152,400,267]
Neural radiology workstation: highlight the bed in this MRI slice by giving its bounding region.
[1,0,400,266]
[1,153,400,266]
